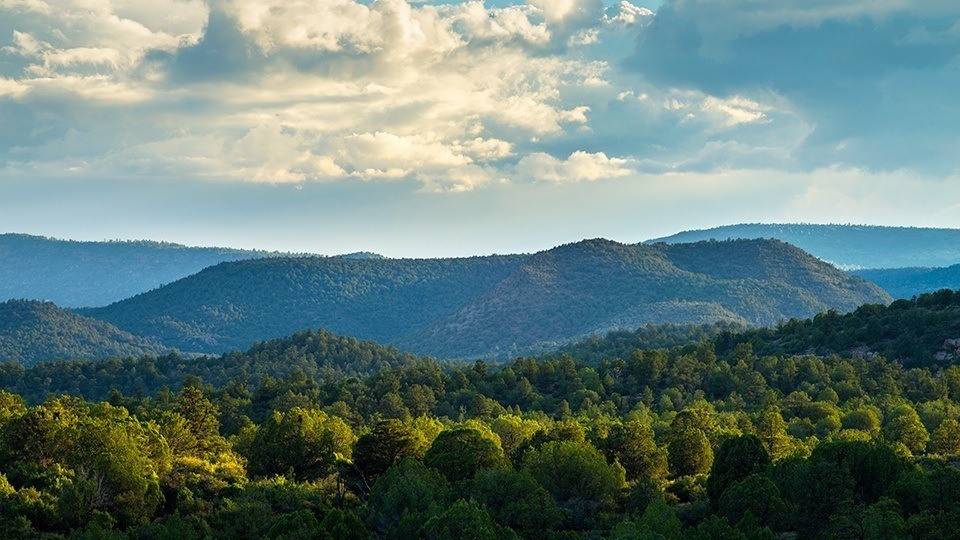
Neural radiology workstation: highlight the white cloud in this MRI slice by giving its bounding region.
[515,150,633,183]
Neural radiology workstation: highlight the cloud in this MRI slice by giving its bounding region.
[628,0,960,174]
[515,150,633,182]
[0,0,958,198]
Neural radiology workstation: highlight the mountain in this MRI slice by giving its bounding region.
[853,265,960,299]
[647,223,960,269]
[0,233,385,307]
[712,288,960,367]
[84,238,889,359]
[400,239,890,357]
[84,254,528,355]
[0,299,168,366]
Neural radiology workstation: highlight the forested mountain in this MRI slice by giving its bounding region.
[853,265,960,299]
[648,223,960,269]
[84,239,889,358]
[0,233,383,307]
[0,299,168,366]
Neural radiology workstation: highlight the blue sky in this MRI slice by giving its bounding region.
[1,0,959,257]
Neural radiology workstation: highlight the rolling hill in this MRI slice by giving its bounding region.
[0,299,169,366]
[852,265,960,299]
[85,238,890,359]
[0,233,383,307]
[647,223,960,269]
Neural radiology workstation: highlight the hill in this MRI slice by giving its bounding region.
[85,238,889,359]
[0,233,384,307]
[0,327,429,402]
[400,239,890,357]
[713,288,960,367]
[853,265,960,299]
[0,299,168,366]
[647,223,960,269]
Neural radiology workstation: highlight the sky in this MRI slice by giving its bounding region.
[1,0,959,257]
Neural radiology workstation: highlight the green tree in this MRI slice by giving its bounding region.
[668,429,714,477]
[423,428,506,481]
[707,435,771,506]
[930,419,960,455]
[603,421,668,484]
[247,407,354,481]
[353,420,421,485]
[419,499,519,540]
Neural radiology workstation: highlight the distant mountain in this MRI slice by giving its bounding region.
[84,239,889,359]
[0,299,168,366]
[647,223,960,269]
[853,265,960,299]
[0,233,385,307]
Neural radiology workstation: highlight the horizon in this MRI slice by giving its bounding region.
[6,221,960,259]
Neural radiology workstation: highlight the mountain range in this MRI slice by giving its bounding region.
[649,223,960,269]
[81,238,889,359]
[0,233,381,307]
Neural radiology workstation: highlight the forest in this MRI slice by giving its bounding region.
[3,300,960,539]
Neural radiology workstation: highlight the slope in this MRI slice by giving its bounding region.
[647,223,960,269]
[0,233,383,307]
[85,255,528,354]
[400,239,890,358]
[0,299,169,366]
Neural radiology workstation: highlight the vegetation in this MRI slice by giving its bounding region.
[0,300,167,366]
[85,238,888,358]
[649,223,960,269]
[715,289,960,367]
[2,312,960,537]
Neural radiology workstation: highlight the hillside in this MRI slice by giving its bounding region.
[0,299,168,366]
[0,233,384,307]
[647,223,960,269]
[85,239,889,359]
[712,288,960,367]
[84,254,528,354]
[853,265,960,299]
[401,239,890,357]
[0,327,429,402]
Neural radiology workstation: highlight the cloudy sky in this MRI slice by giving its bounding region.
[1,0,959,256]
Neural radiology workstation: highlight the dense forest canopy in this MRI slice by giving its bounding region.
[0,300,168,366]
[83,238,888,359]
[3,309,960,538]
[648,223,960,269]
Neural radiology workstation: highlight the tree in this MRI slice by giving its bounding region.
[717,474,786,527]
[471,468,563,537]
[603,421,668,484]
[930,419,960,455]
[423,428,506,481]
[707,435,771,506]
[668,429,713,477]
[885,406,930,455]
[419,499,518,540]
[367,458,449,539]
[525,439,625,527]
[247,407,354,481]
[353,420,421,485]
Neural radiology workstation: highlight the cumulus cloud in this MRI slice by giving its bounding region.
[0,0,957,196]
[515,150,633,183]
